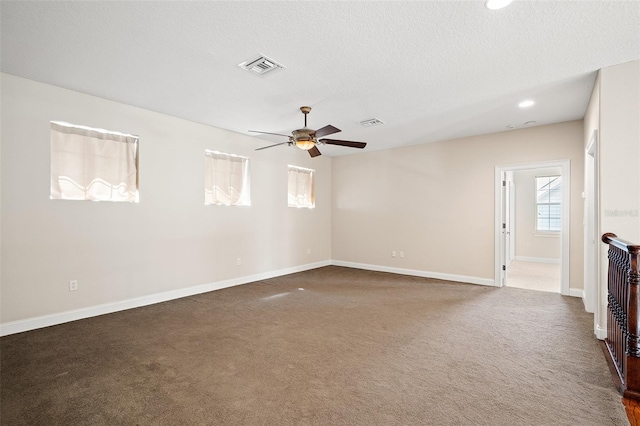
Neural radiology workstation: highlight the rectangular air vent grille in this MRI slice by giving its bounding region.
[359,118,384,127]
[238,55,285,77]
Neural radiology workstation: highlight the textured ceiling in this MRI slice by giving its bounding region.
[2,1,639,156]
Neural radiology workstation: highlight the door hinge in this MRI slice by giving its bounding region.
[502,265,506,271]
[502,180,506,186]
[502,223,506,229]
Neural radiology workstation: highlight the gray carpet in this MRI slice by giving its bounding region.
[0,266,628,425]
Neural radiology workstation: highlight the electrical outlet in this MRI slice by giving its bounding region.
[307,248,311,255]
[391,251,396,258]
[400,251,404,258]
[236,258,241,266]
[69,280,78,291]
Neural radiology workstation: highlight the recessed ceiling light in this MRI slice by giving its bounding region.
[485,0,514,10]
[506,124,515,129]
[524,121,537,126]
[518,100,535,108]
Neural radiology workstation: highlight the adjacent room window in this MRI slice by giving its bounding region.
[535,175,561,232]
[50,121,139,202]
[288,165,315,208]
[204,150,250,206]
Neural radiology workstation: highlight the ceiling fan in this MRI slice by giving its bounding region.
[249,106,367,157]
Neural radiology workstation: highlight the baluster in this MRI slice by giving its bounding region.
[625,244,640,396]
[602,233,640,400]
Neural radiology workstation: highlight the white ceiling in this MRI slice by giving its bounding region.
[2,1,639,157]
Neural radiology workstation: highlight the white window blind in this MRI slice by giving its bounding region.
[50,122,139,202]
[204,151,250,206]
[288,165,315,208]
[535,175,562,232]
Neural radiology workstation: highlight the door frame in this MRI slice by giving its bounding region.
[509,176,516,264]
[584,130,603,337]
[494,160,571,295]
[499,172,515,286]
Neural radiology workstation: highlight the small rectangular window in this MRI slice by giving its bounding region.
[204,151,250,206]
[288,165,315,208]
[535,175,561,232]
[50,121,139,202]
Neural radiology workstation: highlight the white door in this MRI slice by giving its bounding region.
[509,179,516,264]
[499,173,512,285]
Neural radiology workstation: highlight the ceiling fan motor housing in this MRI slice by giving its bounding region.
[292,128,316,150]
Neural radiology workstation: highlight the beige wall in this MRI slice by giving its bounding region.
[591,60,640,338]
[583,72,600,152]
[513,167,562,261]
[331,121,584,289]
[0,74,332,324]
[599,61,640,243]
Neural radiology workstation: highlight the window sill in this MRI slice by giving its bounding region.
[534,232,561,238]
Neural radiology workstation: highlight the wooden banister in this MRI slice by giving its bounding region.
[602,232,640,399]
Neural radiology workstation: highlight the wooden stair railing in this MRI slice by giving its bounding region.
[602,232,640,400]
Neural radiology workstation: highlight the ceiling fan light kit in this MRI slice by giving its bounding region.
[250,106,368,158]
[295,138,315,151]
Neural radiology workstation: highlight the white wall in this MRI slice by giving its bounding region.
[513,167,562,261]
[599,60,640,244]
[0,74,332,327]
[331,121,584,290]
[590,60,640,339]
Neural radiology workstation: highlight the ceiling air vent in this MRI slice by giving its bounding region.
[238,55,285,77]
[359,118,384,127]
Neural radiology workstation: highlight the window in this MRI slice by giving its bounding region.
[204,151,250,206]
[50,121,139,202]
[535,175,561,232]
[288,165,315,208]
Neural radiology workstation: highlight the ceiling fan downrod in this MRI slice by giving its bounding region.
[300,106,311,127]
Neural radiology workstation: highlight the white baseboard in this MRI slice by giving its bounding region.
[0,260,331,337]
[0,259,583,337]
[569,288,584,299]
[331,260,495,287]
[595,325,607,340]
[514,256,561,264]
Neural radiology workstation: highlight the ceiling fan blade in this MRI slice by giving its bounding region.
[320,139,367,149]
[308,146,322,157]
[315,125,341,138]
[248,130,292,138]
[255,142,288,151]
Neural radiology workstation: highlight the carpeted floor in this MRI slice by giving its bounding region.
[0,266,628,425]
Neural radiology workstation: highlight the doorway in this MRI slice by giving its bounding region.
[494,160,570,295]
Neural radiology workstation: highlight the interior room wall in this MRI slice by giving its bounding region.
[583,72,600,159]
[513,167,562,262]
[331,120,584,290]
[0,73,332,327]
[599,60,640,245]
[595,60,640,338]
